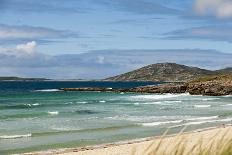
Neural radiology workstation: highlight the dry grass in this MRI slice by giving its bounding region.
[132,127,232,155]
[188,74,232,84]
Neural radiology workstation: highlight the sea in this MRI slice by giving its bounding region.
[0,81,232,154]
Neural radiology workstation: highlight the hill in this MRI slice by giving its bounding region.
[0,77,49,81]
[216,67,232,74]
[105,63,216,82]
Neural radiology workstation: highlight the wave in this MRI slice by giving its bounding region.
[75,109,99,115]
[24,103,41,107]
[0,103,41,110]
[194,105,211,108]
[202,98,220,101]
[106,115,158,122]
[0,133,32,139]
[164,100,182,103]
[48,111,59,115]
[34,89,62,92]
[170,117,232,128]
[32,124,137,137]
[186,116,218,121]
[99,100,106,103]
[32,103,40,106]
[134,102,165,105]
[184,118,232,126]
[77,101,88,104]
[130,93,189,100]
[0,112,45,120]
[223,95,232,97]
[141,120,183,127]
[221,104,232,107]
[105,115,193,123]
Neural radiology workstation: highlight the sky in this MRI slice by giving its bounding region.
[1,0,232,79]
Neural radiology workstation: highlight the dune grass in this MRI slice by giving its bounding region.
[132,127,232,155]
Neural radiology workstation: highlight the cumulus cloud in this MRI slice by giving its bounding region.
[16,41,37,54]
[194,0,232,18]
[0,41,37,56]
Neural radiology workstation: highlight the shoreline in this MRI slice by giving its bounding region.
[22,124,232,155]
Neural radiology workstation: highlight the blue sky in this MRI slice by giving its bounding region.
[1,0,232,79]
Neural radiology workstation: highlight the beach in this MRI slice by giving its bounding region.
[23,124,232,155]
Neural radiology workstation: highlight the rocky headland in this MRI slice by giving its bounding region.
[61,74,232,96]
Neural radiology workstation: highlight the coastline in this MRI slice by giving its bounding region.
[22,124,232,155]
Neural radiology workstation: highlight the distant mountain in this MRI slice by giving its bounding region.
[0,77,49,81]
[216,67,232,73]
[105,63,219,82]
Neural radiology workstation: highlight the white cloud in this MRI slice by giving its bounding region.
[16,41,37,54]
[194,0,232,18]
[0,41,37,56]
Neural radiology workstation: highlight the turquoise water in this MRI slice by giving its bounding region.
[0,81,232,154]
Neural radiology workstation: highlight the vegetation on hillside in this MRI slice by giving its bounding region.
[106,63,222,82]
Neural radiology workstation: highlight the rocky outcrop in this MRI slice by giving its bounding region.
[186,75,232,96]
[187,82,232,96]
[60,84,187,94]
[128,84,187,94]
[61,75,232,96]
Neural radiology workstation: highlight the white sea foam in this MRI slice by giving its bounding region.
[131,93,189,100]
[134,102,140,105]
[134,102,163,105]
[32,103,40,106]
[223,95,232,97]
[141,120,183,127]
[48,111,59,115]
[171,117,232,127]
[221,104,232,107]
[106,115,157,122]
[194,105,211,108]
[0,133,32,139]
[35,89,62,92]
[186,116,218,121]
[141,102,164,105]
[24,104,32,107]
[77,101,88,104]
[99,100,106,103]
[164,100,182,103]
[120,92,125,95]
[106,115,190,122]
[51,127,80,131]
[202,98,220,101]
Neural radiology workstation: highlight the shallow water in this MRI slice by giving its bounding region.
[0,81,232,154]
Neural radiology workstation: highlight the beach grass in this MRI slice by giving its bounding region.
[134,126,232,155]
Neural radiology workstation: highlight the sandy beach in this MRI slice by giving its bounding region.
[23,124,232,155]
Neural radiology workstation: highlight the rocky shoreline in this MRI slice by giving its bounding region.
[60,75,232,96]
[60,83,232,96]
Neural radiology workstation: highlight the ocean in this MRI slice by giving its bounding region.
[0,81,232,154]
